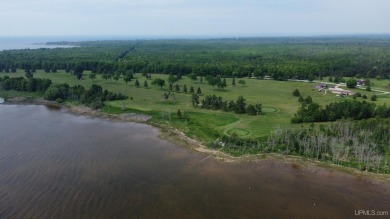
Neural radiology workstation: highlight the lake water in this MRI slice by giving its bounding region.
[0,105,389,218]
[0,37,81,51]
[0,36,138,51]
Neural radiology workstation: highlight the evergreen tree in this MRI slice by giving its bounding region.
[183,84,188,93]
[197,87,202,94]
[292,89,300,97]
[304,96,313,104]
[246,104,257,115]
[175,84,180,92]
[144,80,148,88]
[135,79,140,87]
[190,86,194,93]
[234,96,246,114]
[191,94,200,106]
[177,109,182,119]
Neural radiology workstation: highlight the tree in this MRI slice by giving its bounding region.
[65,65,71,73]
[190,86,194,93]
[168,74,177,84]
[232,77,236,86]
[238,80,246,86]
[74,65,84,80]
[228,100,235,111]
[304,96,313,104]
[255,103,262,115]
[334,76,341,84]
[197,87,202,94]
[217,80,226,90]
[144,80,148,88]
[292,89,300,97]
[102,73,111,81]
[113,74,120,83]
[175,84,180,92]
[366,86,371,91]
[235,96,246,114]
[188,73,197,81]
[206,76,219,88]
[89,73,96,80]
[177,109,182,119]
[135,79,140,87]
[183,84,188,93]
[25,68,33,78]
[191,94,200,106]
[346,79,357,88]
[44,66,50,73]
[152,78,165,89]
[246,104,257,115]
[371,95,377,101]
[169,83,173,90]
[123,73,133,84]
[44,85,61,101]
[307,74,315,82]
[364,79,371,86]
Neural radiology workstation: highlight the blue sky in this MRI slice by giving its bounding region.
[1,0,389,37]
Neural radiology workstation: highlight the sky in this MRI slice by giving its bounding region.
[1,0,390,37]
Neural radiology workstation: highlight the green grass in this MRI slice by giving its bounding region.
[2,70,390,142]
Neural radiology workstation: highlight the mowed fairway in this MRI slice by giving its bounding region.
[2,70,390,139]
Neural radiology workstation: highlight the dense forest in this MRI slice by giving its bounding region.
[1,36,390,80]
[291,99,390,123]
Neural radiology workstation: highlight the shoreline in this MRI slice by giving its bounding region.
[2,96,390,183]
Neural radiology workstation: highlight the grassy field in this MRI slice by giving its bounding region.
[2,71,390,141]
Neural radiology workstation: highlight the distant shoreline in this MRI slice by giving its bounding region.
[2,34,390,51]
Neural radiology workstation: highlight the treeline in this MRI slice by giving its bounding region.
[192,94,262,115]
[267,120,390,173]
[0,76,127,109]
[216,119,390,173]
[292,99,390,123]
[0,76,52,93]
[1,37,390,79]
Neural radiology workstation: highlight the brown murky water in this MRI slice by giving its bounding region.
[0,105,389,219]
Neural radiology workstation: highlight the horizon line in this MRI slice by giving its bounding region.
[1,33,390,41]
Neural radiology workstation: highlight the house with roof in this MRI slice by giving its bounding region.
[315,83,327,91]
[357,79,366,86]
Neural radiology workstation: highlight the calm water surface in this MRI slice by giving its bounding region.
[0,105,389,218]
